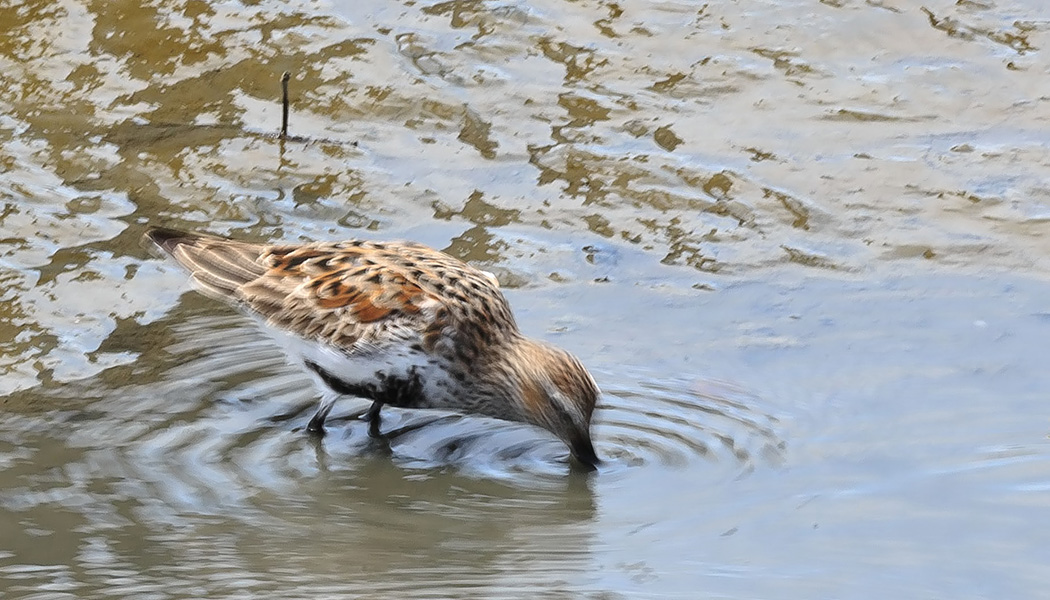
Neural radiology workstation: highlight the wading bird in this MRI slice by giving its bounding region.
[146,227,601,469]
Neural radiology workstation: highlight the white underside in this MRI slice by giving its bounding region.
[250,316,453,407]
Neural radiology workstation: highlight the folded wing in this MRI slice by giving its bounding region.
[145,228,442,352]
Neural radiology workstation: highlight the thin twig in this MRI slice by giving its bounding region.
[280,71,290,139]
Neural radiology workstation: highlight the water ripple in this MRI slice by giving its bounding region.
[130,309,788,492]
[595,370,786,473]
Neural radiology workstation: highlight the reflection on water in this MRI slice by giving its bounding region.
[0,310,601,598]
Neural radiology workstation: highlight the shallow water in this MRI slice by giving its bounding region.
[2,0,1050,598]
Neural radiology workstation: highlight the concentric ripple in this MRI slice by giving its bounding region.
[90,308,787,496]
[140,310,586,486]
[594,369,787,473]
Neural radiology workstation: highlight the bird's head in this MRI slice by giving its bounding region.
[509,338,601,470]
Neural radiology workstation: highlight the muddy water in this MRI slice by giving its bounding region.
[2,0,1049,597]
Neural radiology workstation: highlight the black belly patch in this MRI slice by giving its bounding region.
[304,360,427,409]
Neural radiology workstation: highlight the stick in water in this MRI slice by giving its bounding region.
[281,71,290,139]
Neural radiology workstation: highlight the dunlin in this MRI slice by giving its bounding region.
[145,228,601,468]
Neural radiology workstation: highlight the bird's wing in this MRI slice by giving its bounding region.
[145,228,445,352]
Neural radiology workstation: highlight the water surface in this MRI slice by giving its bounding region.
[2,0,1049,598]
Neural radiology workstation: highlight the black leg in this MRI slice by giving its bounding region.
[307,394,338,435]
[365,401,383,438]
[307,411,327,435]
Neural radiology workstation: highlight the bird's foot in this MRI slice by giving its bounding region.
[365,402,383,438]
[306,415,327,436]
[367,415,383,438]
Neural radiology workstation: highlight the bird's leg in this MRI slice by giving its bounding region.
[307,392,339,435]
[365,401,384,438]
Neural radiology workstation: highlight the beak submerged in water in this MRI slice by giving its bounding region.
[570,432,601,471]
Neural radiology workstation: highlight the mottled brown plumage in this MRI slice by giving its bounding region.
[145,227,600,468]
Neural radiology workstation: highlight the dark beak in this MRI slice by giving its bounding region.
[569,433,601,471]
